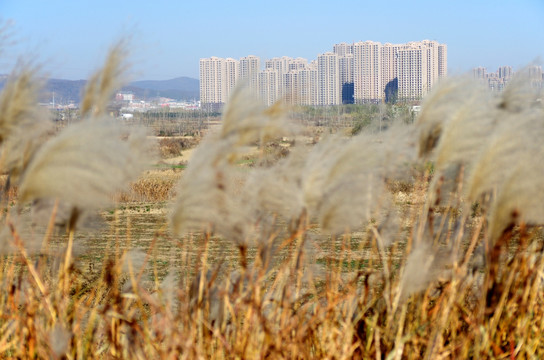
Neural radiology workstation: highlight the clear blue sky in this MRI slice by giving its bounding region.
[1,0,543,80]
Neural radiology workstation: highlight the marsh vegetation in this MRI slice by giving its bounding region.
[1,35,544,359]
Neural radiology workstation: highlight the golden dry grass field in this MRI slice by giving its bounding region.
[1,41,544,359]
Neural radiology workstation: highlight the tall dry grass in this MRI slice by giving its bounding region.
[1,31,544,358]
[116,169,181,203]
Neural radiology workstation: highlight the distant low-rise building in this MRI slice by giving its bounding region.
[116,92,135,102]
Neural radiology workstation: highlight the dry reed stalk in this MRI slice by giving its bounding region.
[2,41,544,358]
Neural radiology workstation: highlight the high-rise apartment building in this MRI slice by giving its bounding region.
[334,42,355,103]
[473,67,487,80]
[338,54,354,104]
[395,41,449,101]
[239,55,261,92]
[438,43,448,78]
[317,52,341,106]
[353,41,381,103]
[265,56,291,97]
[397,44,428,101]
[421,40,439,93]
[200,39,447,108]
[283,61,318,106]
[473,66,516,92]
[224,58,239,102]
[337,54,354,85]
[258,68,280,106]
[199,57,226,109]
[289,58,308,71]
[264,56,310,101]
[528,65,543,89]
[333,42,353,57]
[473,65,543,92]
[380,43,402,100]
[498,66,513,79]
[301,61,319,106]
[283,69,299,106]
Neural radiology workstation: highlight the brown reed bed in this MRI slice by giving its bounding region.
[115,169,181,203]
[2,34,544,358]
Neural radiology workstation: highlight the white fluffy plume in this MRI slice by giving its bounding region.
[18,118,153,210]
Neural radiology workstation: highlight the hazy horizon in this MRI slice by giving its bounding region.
[2,0,543,81]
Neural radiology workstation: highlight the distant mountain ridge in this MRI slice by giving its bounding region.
[124,77,199,102]
[0,75,200,104]
[130,77,198,92]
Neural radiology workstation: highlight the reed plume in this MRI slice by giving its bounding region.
[18,118,152,214]
[433,83,495,171]
[465,108,543,206]
[0,63,53,182]
[220,85,294,146]
[244,147,306,223]
[488,156,544,243]
[170,86,293,243]
[0,64,40,144]
[2,34,544,357]
[497,65,543,113]
[420,72,543,213]
[79,40,129,118]
[302,124,415,234]
[416,77,476,158]
[0,20,13,57]
[169,140,252,242]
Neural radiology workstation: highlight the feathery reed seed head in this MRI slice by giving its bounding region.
[0,63,54,183]
[18,118,154,212]
[80,40,129,118]
[416,77,480,158]
[170,85,294,242]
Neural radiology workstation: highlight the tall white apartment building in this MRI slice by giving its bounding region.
[303,61,319,106]
[288,57,308,71]
[528,65,543,89]
[200,40,447,108]
[353,41,381,103]
[264,57,315,105]
[338,54,354,85]
[258,68,280,106]
[498,66,513,79]
[334,43,355,103]
[265,57,290,73]
[265,56,291,97]
[380,43,401,90]
[283,61,318,106]
[200,57,226,107]
[396,44,428,101]
[421,40,440,92]
[283,69,299,106]
[394,41,448,101]
[472,66,510,92]
[438,43,447,79]
[317,52,341,106]
[473,67,487,79]
[224,58,239,102]
[333,42,353,57]
[239,55,261,92]
[338,54,354,103]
